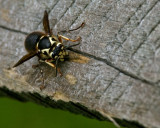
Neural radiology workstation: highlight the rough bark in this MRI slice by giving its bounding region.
[0,0,160,128]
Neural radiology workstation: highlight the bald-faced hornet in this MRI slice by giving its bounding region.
[13,10,84,76]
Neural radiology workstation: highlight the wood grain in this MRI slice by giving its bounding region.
[0,0,160,128]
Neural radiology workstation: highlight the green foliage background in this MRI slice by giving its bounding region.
[0,97,120,128]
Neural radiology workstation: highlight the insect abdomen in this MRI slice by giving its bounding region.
[25,32,44,53]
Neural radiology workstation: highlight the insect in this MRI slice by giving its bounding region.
[13,10,84,76]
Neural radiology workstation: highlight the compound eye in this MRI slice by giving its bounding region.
[38,37,51,50]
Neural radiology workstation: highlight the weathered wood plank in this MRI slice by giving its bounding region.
[0,0,160,128]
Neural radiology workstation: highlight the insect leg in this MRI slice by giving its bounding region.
[59,22,85,33]
[55,58,59,77]
[39,68,46,90]
[58,34,81,42]
[32,61,46,90]
[45,60,62,76]
[68,22,85,32]
[57,22,84,43]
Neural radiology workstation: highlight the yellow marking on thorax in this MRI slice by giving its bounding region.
[49,37,57,45]
[41,48,50,54]
[36,35,45,50]
[40,35,45,39]
[39,53,50,60]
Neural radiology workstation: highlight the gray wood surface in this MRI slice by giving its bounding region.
[0,0,160,128]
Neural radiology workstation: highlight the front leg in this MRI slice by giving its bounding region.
[45,59,62,76]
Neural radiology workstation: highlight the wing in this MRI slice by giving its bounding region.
[13,52,37,68]
[43,10,51,35]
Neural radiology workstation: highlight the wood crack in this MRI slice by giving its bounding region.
[103,72,120,94]
[68,47,156,86]
[131,20,160,57]
[116,0,146,35]
[68,1,91,30]
[155,37,160,49]
[0,25,28,35]
[115,0,159,51]
[1,1,160,128]
[52,0,76,29]
[0,24,157,86]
